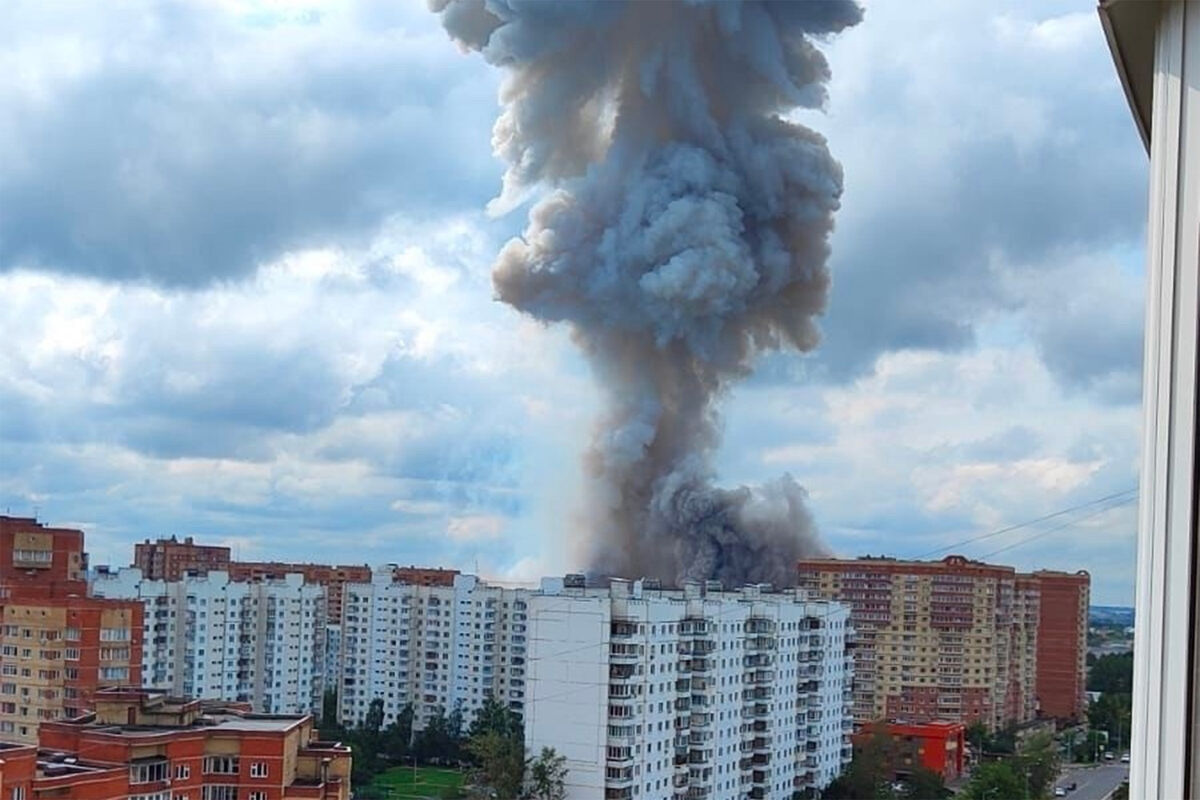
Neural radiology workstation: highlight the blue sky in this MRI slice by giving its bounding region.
[0,0,1146,604]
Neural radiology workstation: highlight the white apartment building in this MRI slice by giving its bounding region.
[338,570,530,730]
[90,567,325,715]
[524,577,854,800]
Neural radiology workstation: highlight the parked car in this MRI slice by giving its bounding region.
[1121,752,1131,763]
[1104,751,1115,761]
[1054,788,1068,797]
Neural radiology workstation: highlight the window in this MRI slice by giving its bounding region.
[100,627,130,641]
[64,648,79,661]
[250,794,266,800]
[100,647,130,660]
[130,759,169,783]
[131,793,171,800]
[203,756,239,775]
[99,666,129,680]
[175,763,190,779]
[11,787,26,800]
[202,788,237,800]
[64,627,79,641]
[250,762,268,778]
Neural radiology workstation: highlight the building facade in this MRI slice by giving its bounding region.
[133,536,232,581]
[0,596,143,744]
[90,568,325,716]
[337,571,529,731]
[523,577,854,800]
[0,687,352,800]
[853,721,966,782]
[0,515,88,599]
[796,556,1041,730]
[1032,570,1090,721]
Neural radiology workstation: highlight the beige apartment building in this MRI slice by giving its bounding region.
[797,555,1040,730]
[0,596,143,744]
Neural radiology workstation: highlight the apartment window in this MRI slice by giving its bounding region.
[203,756,239,775]
[65,667,78,680]
[11,787,26,800]
[130,759,169,783]
[202,788,237,800]
[64,627,79,641]
[100,647,130,660]
[99,666,129,681]
[250,762,268,778]
[250,794,266,800]
[131,793,171,800]
[175,764,190,780]
[64,648,79,661]
[100,627,130,641]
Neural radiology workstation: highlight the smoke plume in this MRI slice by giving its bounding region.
[433,0,862,588]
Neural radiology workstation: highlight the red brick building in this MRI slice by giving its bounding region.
[1033,569,1090,721]
[134,536,232,581]
[855,721,966,781]
[0,688,352,800]
[0,596,144,744]
[0,515,88,599]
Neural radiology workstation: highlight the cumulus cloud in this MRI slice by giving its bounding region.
[0,0,501,285]
[807,0,1145,385]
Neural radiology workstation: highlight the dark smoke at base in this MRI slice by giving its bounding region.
[433,0,861,587]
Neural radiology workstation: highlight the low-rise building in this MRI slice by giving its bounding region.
[90,568,325,716]
[853,721,966,782]
[524,576,855,800]
[0,687,351,800]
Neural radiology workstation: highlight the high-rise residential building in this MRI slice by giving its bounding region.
[90,568,326,716]
[796,555,1041,730]
[225,562,458,628]
[226,563,371,628]
[524,577,854,800]
[133,535,232,581]
[0,687,352,800]
[338,571,529,731]
[0,595,143,744]
[1032,569,1090,721]
[0,515,88,599]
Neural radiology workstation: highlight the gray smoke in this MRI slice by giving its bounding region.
[433,0,861,588]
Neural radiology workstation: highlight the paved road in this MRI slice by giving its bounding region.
[1055,764,1129,800]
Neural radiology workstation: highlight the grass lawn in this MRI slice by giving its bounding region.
[367,765,466,799]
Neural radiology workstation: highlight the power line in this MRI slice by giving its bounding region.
[913,487,1137,560]
[977,494,1137,560]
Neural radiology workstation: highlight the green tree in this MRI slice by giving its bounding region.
[381,703,414,762]
[1018,732,1060,799]
[1087,652,1134,693]
[527,747,568,800]
[317,688,343,740]
[1072,730,1107,763]
[1088,692,1132,752]
[965,721,988,756]
[900,766,949,800]
[467,730,525,798]
[469,695,523,741]
[414,705,466,764]
[821,723,896,800]
[961,760,1027,800]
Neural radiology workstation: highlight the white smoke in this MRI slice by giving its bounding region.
[433,0,862,587]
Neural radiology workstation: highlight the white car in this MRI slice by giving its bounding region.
[1054,788,1067,797]
[1121,753,1131,763]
